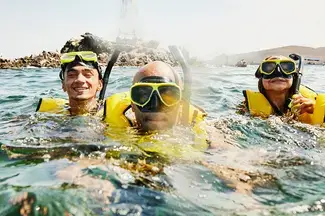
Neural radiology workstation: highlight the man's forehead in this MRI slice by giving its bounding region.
[67,65,94,71]
[65,62,95,72]
[139,76,173,83]
[134,69,175,82]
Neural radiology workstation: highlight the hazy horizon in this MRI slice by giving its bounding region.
[1,0,325,59]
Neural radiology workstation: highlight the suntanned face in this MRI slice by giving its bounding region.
[131,61,182,132]
[262,77,293,92]
[61,64,102,101]
[261,56,293,93]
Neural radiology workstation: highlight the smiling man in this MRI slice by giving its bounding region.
[60,51,103,115]
[36,51,103,116]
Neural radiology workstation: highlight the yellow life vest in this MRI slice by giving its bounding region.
[105,127,208,162]
[104,91,207,128]
[36,93,207,130]
[36,98,69,114]
[311,94,325,125]
[36,98,104,117]
[104,92,209,147]
[36,94,209,147]
[243,85,317,123]
[36,96,209,160]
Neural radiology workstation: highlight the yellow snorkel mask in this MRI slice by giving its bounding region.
[60,51,98,64]
[255,56,297,79]
[59,51,102,80]
[130,82,182,107]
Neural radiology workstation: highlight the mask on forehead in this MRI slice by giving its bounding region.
[59,56,102,80]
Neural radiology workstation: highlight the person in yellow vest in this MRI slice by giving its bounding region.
[240,55,316,123]
[104,61,227,148]
[130,61,183,131]
[35,53,223,148]
[36,51,104,116]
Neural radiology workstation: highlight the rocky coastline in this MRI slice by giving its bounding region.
[0,33,179,69]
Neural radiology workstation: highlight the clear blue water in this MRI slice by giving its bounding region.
[1,65,325,215]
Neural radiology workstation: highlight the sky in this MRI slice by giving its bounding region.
[1,0,325,59]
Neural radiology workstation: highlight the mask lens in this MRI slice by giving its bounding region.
[60,53,76,63]
[280,61,296,74]
[158,85,181,106]
[261,62,276,74]
[81,52,97,61]
[131,85,153,106]
[60,52,98,64]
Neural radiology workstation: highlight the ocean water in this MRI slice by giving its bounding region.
[1,65,325,215]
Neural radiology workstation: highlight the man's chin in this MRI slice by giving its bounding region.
[71,95,92,101]
[270,86,290,92]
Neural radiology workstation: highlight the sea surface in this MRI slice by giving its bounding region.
[1,65,325,215]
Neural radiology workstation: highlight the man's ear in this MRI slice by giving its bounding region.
[61,82,66,92]
[98,80,103,91]
[131,103,135,112]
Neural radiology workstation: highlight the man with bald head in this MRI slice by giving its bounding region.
[104,61,207,134]
[130,61,183,131]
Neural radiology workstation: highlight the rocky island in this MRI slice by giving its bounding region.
[0,33,180,69]
[2,33,325,69]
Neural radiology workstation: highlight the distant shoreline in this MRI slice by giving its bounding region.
[210,45,325,66]
[2,39,325,69]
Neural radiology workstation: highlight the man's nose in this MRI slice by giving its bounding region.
[75,73,86,83]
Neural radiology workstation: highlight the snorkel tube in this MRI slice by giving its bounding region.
[289,53,304,94]
[99,49,121,102]
[168,46,191,126]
